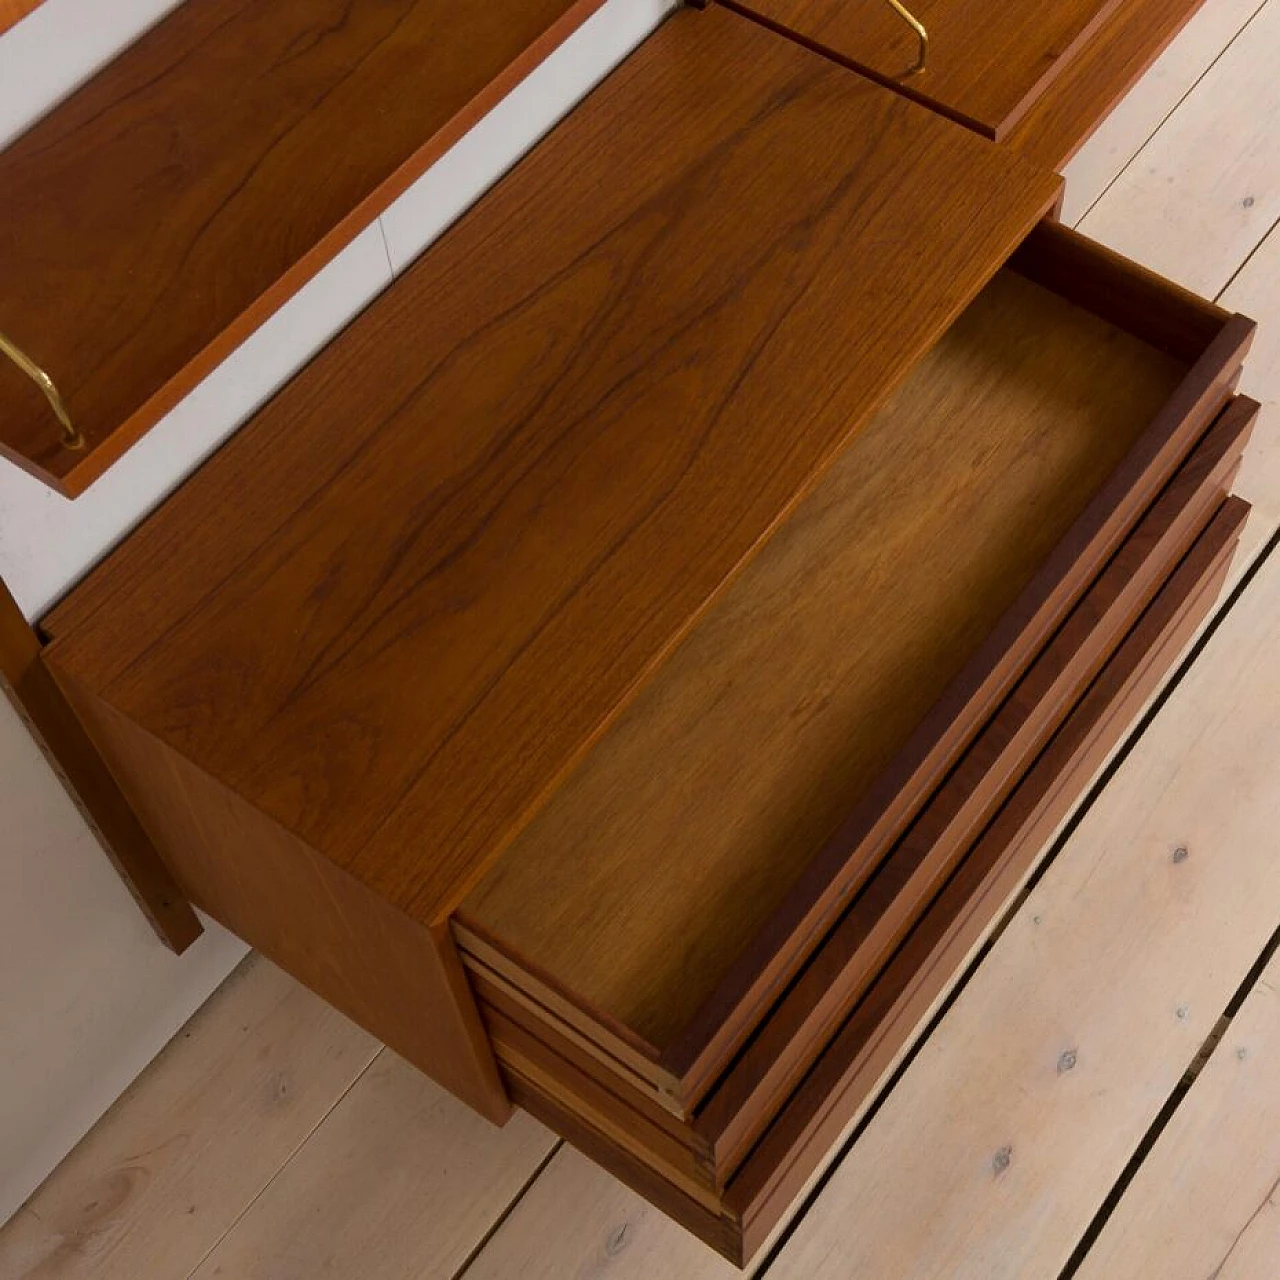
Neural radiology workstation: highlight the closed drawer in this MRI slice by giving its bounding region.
[483,483,1251,1264]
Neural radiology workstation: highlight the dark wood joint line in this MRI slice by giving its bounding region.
[0,577,201,953]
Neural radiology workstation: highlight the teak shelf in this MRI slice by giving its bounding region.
[722,0,1213,168]
[0,0,1251,1266]
[0,0,607,494]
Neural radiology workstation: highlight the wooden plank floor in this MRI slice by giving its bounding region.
[3,2,1280,1275]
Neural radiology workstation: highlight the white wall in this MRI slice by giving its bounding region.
[0,0,675,1224]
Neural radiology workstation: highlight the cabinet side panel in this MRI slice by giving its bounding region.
[50,663,509,1123]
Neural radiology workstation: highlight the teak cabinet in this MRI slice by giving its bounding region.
[1,0,1252,1266]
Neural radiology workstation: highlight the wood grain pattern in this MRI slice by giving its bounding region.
[657,230,1251,1108]
[762,506,1280,1280]
[47,666,510,1122]
[1055,0,1233,207]
[718,0,1123,139]
[696,396,1256,1181]
[1009,219,1237,363]
[731,499,1248,1265]
[1222,217,1280,526]
[464,409,1255,1200]
[1008,0,1216,171]
[463,262,1195,1059]
[0,0,609,494]
[490,502,1245,1263]
[1077,0,1280,300]
[0,578,199,952]
[42,8,1060,944]
[0,955,380,1280]
[188,1051,555,1280]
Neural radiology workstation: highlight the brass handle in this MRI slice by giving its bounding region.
[0,330,84,451]
[885,0,928,75]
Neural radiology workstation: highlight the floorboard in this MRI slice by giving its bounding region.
[1072,942,1280,1280]
[1078,0,1280,296]
[1060,0,1264,223]
[1222,223,1280,527]
[761,533,1280,1279]
[187,1052,556,1280]
[0,958,377,1280]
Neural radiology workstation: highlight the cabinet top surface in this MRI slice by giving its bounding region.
[0,0,604,494]
[44,5,1059,925]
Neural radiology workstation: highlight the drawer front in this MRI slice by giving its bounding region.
[457,222,1254,1118]
[493,488,1251,1265]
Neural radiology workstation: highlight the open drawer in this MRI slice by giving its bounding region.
[499,489,1250,1263]
[454,231,1252,1124]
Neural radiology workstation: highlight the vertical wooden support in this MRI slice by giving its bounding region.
[1,578,201,952]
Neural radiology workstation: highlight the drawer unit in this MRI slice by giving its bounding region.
[500,488,1247,1262]
[457,403,1253,1257]
[10,2,1257,1267]
[455,230,1251,1123]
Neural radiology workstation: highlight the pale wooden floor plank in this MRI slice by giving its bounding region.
[1073,945,1280,1280]
[1061,0,1265,224]
[460,1144,737,1280]
[0,956,378,1280]
[759,539,1280,1280]
[187,1051,556,1280]
[1222,224,1280,531]
[1078,0,1280,296]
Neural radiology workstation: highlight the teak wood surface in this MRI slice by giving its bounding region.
[694,394,1257,1181]
[49,663,511,1123]
[462,262,1198,1057]
[42,8,1060,940]
[717,0,1123,139]
[724,497,1250,1263]
[462,395,1257,1196]
[0,0,608,494]
[1005,0,1214,170]
[502,496,1248,1263]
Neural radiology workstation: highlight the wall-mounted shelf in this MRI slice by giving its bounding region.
[0,0,608,495]
[0,0,42,37]
[721,0,1211,168]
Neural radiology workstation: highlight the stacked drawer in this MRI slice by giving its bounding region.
[452,223,1256,1260]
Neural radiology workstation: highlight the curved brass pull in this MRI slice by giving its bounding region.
[885,0,928,75]
[0,330,84,451]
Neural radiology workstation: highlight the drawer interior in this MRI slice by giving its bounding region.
[497,491,1251,1264]
[457,226,1244,1103]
